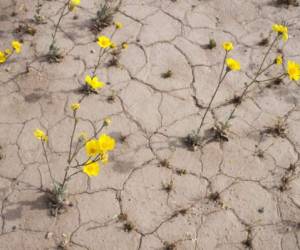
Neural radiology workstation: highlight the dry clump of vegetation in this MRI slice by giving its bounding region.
[163,242,176,250]
[14,23,37,36]
[162,179,174,194]
[90,3,117,34]
[275,0,299,7]
[242,227,253,249]
[278,163,297,192]
[161,69,173,79]
[262,118,288,138]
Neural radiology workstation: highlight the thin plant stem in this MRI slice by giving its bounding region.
[69,118,106,164]
[41,141,55,184]
[67,111,78,164]
[197,51,228,135]
[225,36,279,124]
[257,36,279,74]
[69,139,81,163]
[65,169,82,181]
[50,2,69,49]
[61,166,69,189]
[92,48,105,77]
[91,28,117,77]
[95,123,105,137]
[70,155,100,169]
[255,73,286,83]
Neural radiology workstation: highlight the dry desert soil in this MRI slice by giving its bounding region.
[0,0,300,249]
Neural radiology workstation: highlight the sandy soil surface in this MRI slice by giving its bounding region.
[0,0,300,249]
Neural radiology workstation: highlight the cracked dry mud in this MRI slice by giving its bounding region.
[1,0,300,249]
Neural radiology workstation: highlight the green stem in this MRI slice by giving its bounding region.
[255,73,286,83]
[41,141,55,184]
[67,111,78,164]
[197,52,228,135]
[225,36,279,124]
[50,2,69,49]
[69,123,106,164]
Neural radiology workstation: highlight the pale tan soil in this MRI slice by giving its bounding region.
[0,0,300,249]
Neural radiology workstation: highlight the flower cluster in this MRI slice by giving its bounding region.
[83,134,116,176]
[34,117,115,178]
[222,41,241,71]
[272,24,288,42]
[0,40,22,64]
[83,34,128,91]
[272,24,300,81]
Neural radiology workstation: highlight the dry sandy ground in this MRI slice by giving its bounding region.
[1,0,300,249]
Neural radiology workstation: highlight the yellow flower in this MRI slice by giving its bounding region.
[97,36,111,48]
[114,21,123,29]
[272,24,288,41]
[85,139,100,157]
[287,60,300,81]
[83,160,100,177]
[79,132,88,142]
[4,49,12,55]
[103,117,112,126]
[85,75,105,90]
[0,51,6,64]
[222,42,233,51]
[110,42,116,49]
[34,129,48,142]
[98,134,116,152]
[11,40,22,54]
[276,55,283,65]
[69,0,80,11]
[226,58,241,71]
[100,151,109,164]
[71,103,80,111]
[122,42,128,49]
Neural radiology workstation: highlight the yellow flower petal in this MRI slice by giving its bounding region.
[71,103,80,111]
[11,40,22,54]
[226,58,241,71]
[83,160,100,177]
[85,75,105,90]
[4,49,12,55]
[98,134,116,152]
[272,24,288,42]
[103,117,112,126]
[85,75,92,85]
[69,0,80,11]
[85,139,100,157]
[276,55,283,65]
[34,129,48,142]
[100,151,109,164]
[0,51,7,64]
[222,41,234,51]
[287,60,300,81]
[114,21,123,29]
[97,36,111,48]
